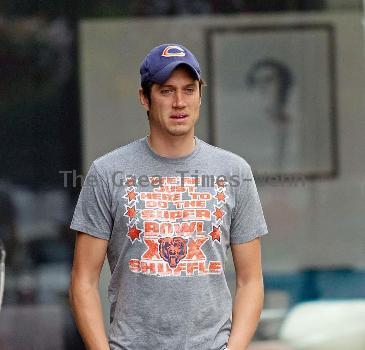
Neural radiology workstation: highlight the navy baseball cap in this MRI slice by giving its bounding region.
[140,43,201,85]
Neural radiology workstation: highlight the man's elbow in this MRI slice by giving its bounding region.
[68,281,76,311]
[236,272,264,289]
[68,277,98,304]
[68,277,84,309]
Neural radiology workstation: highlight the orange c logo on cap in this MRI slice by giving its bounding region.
[161,45,186,57]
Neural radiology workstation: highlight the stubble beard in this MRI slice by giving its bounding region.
[166,126,192,137]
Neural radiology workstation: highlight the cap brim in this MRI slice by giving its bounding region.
[151,61,200,84]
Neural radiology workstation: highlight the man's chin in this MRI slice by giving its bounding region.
[167,128,193,137]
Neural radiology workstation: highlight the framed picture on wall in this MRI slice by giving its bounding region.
[206,25,338,181]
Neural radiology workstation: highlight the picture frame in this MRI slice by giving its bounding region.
[206,24,338,182]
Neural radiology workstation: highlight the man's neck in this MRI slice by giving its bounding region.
[147,133,196,158]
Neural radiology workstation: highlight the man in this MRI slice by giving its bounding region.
[69,43,268,350]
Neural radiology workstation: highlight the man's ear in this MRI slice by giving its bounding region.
[139,88,150,111]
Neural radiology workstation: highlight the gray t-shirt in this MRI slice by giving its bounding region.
[70,135,268,350]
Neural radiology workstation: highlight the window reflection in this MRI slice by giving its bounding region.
[0,14,82,349]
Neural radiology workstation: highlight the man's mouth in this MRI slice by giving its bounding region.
[170,114,188,120]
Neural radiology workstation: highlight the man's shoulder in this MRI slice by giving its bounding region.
[199,138,251,170]
[91,137,144,174]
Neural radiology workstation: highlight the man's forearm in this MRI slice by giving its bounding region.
[227,278,264,350]
[69,284,110,350]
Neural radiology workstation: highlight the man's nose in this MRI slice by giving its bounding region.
[172,90,187,108]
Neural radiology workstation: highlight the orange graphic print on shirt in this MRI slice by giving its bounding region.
[123,176,228,277]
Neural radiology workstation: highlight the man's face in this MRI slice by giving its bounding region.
[141,66,201,137]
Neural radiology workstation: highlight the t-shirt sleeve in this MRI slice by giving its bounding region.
[230,164,268,244]
[70,162,113,240]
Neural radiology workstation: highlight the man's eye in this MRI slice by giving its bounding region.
[185,88,195,94]
[161,89,172,94]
